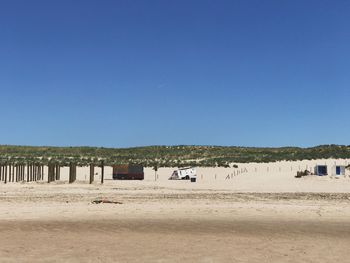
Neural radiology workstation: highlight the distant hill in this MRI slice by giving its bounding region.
[0,144,349,167]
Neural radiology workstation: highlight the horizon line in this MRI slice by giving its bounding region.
[0,143,348,149]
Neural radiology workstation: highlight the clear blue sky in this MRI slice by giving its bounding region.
[0,0,349,148]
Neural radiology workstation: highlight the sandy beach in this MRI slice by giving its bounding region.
[1,159,350,262]
[3,0,349,261]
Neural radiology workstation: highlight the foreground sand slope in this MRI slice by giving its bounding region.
[1,217,349,263]
[0,182,350,262]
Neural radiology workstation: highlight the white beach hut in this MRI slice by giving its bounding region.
[314,165,328,176]
[331,165,346,177]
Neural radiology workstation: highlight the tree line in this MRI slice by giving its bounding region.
[0,144,350,167]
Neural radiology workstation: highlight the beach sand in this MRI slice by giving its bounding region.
[0,159,350,262]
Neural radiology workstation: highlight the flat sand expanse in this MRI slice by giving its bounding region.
[1,217,349,263]
[1,159,350,262]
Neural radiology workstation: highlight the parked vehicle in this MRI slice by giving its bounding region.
[169,167,196,180]
[113,165,144,180]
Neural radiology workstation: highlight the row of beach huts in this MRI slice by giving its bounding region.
[314,164,346,176]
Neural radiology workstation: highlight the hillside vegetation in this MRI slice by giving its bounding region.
[0,145,350,167]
